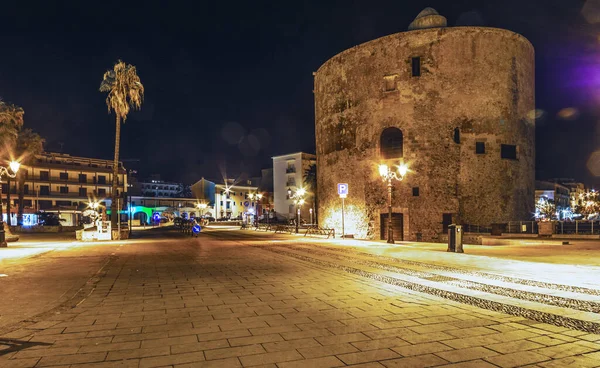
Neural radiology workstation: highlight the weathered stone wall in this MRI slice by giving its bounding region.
[314,26,535,241]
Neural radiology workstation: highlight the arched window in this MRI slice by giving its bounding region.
[380,127,403,159]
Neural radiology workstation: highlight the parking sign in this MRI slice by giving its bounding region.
[337,183,348,198]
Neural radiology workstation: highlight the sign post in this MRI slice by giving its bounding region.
[337,183,348,238]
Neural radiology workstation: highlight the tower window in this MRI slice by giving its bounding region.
[501,144,517,160]
[411,57,421,77]
[476,142,485,154]
[384,75,397,91]
[380,127,403,159]
[453,128,460,144]
[412,187,419,196]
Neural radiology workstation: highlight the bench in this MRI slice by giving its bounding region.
[304,226,335,239]
[255,223,273,231]
[274,225,296,234]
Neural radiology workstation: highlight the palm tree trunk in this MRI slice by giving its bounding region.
[17,171,24,226]
[6,176,11,226]
[111,115,121,234]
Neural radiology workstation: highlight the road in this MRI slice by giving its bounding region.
[0,226,599,367]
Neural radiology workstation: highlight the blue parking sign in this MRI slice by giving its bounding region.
[337,183,348,196]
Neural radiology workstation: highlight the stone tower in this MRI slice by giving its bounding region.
[313,8,535,241]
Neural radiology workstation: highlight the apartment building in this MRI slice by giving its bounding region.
[3,152,127,225]
[137,179,183,197]
[272,152,316,221]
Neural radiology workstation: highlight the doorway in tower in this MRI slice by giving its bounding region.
[380,213,403,241]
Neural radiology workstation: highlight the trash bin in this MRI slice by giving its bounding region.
[447,224,464,253]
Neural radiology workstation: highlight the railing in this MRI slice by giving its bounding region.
[462,224,491,234]
[286,180,296,187]
[27,176,114,185]
[505,221,538,234]
[555,220,600,235]
[286,167,296,173]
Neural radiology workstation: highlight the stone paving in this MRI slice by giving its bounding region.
[0,228,599,367]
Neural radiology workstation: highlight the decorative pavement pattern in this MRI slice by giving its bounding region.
[0,229,599,367]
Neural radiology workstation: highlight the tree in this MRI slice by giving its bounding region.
[99,60,144,235]
[535,197,556,221]
[571,190,600,220]
[15,129,44,225]
[0,101,24,224]
[304,163,317,224]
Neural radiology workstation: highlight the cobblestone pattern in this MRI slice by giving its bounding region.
[256,245,600,334]
[1,235,599,368]
[280,243,600,313]
[294,241,600,296]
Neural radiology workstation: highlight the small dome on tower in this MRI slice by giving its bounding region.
[408,7,448,30]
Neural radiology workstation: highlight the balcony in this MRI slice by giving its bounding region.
[286,167,296,173]
[23,176,114,186]
[286,180,296,187]
[22,190,112,198]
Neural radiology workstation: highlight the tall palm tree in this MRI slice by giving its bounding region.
[304,163,317,224]
[99,60,144,235]
[15,129,44,225]
[0,101,24,224]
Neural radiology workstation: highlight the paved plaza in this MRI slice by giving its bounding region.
[0,227,599,367]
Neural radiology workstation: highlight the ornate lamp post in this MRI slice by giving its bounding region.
[248,193,263,227]
[378,162,408,244]
[0,161,21,247]
[288,187,306,234]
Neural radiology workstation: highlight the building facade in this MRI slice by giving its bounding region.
[213,180,259,220]
[272,152,316,221]
[535,180,570,213]
[314,8,535,241]
[2,152,127,226]
[137,179,183,197]
[129,196,199,225]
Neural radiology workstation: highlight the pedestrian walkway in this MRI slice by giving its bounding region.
[0,229,599,367]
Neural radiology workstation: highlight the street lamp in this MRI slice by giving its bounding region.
[288,187,306,233]
[379,162,408,244]
[0,161,20,247]
[248,193,262,227]
[196,202,208,223]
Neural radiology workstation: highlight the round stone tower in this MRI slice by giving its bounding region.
[314,8,535,241]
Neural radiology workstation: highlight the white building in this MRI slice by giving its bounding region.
[214,180,259,220]
[138,179,183,197]
[272,152,316,221]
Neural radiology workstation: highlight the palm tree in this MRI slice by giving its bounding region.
[304,163,317,224]
[0,101,24,224]
[14,129,44,225]
[100,60,144,236]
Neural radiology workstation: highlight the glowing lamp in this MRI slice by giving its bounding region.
[378,164,389,177]
[398,163,408,178]
[9,161,20,174]
[297,187,306,196]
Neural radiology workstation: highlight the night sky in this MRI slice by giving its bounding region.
[0,0,598,186]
